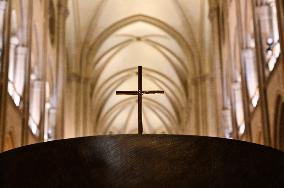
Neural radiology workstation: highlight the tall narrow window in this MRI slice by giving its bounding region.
[233,81,246,136]
[7,10,27,107]
[28,78,42,136]
[0,0,7,60]
[257,0,280,74]
[242,36,260,109]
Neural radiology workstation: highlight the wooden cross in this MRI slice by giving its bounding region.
[116,66,164,134]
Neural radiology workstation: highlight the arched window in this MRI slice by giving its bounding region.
[28,77,42,136]
[28,24,43,138]
[232,81,245,136]
[256,0,280,74]
[7,10,27,107]
[0,0,7,59]
[242,36,260,109]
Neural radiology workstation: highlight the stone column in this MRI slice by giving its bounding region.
[0,0,11,152]
[252,0,271,145]
[208,2,228,137]
[64,74,80,138]
[55,0,68,139]
[21,0,33,146]
[276,0,284,76]
[81,77,92,136]
[18,45,29,145]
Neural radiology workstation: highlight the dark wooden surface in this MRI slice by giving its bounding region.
[0,135,284,188]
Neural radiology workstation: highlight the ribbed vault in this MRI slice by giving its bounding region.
[89,15,194,134]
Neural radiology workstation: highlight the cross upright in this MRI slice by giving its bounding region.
[116,66,164,134]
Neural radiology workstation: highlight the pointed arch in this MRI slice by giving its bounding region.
[83,14,198,134]
[84,14,197,76]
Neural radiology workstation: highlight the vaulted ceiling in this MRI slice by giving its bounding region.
[65,0,212,135]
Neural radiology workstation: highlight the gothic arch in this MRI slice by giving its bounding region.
[84,14,197,76]
[87,14,197,134]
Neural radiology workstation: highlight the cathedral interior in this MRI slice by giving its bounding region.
[0,0,284,153]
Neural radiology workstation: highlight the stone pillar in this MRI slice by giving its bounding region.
[276,0,284,76]
[81,77,92,136]
[0,0,11,152]
[18,45,29,146]
[253,0,272,146]
[55,0,68,139]
[67,78,77,138]
[64,73,80,138]
[208,3,226,137]
[192,74,213,136]
[39,0,48,142]
[21,0,33,146]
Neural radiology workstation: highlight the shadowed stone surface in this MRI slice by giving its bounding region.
[0,135,284,188]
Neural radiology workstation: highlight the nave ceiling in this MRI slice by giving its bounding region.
[64,0,215,136]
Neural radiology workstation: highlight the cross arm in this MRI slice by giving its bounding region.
[116,90,164,95]
[142,90,164,94]
[116,91,138,95]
